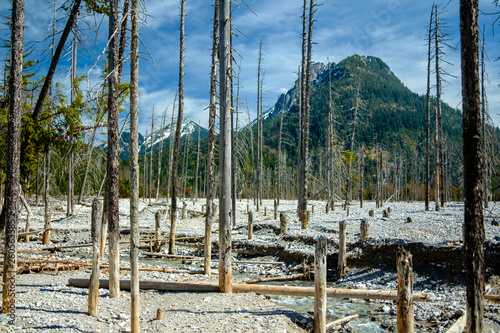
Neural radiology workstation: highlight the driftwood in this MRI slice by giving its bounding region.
[243,273,306,284]
[68,278,429,301]
[485,294,500,304]
[444,314,466,333]
[325,314,359,330]
[144,252,203,261]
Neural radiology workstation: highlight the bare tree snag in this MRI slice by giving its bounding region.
[20,193,32,243]
[314,236,327,333]
[129,0,140,329]
[88,198,102,316]
[106,0,121,299]
[2,0,24,318]
[219,0,233,293]
[274,200,278,220]
[460,0,485,331]
[205,0,218,276]
[42,146,51,245]
[154,211,162,252]
[337,221,347,279]
[170,0,186,255]
[397,250,414,333]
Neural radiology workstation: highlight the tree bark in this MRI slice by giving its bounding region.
[314,236,327,333]
[425,5,432,211]
[2,0,24,317]
[42,146,51,245]
[205,0,218,276]
[129,0,140,329]
[88,198,101,316]
[170,0,186,255]
[106,0,121,299]
[219,0,233,293]
[460,1,484,331]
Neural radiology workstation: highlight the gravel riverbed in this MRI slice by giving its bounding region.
[1,197,499,332]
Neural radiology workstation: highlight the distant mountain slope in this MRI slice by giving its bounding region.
[106,119,208,160]
[263,55,462,158]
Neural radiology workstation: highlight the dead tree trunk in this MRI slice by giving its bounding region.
[149,106,154,205]
[170,0,186,255]
[42,146,51,245]
[2,0,24,316]
[396,250,414,333]
[156,108,167,201]
[205,0,218,276]
[256,40,263,211]
[88,198,101,316]
[106,0,121,299]
[460,1,485,331]
[425,6,434,211]
[219,0,233,293]
[129,0,140,329]
[297,0,307,224]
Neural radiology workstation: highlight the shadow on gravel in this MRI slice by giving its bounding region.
[18,306,87,315]
[28,325,91,332]
[160,308,309,329]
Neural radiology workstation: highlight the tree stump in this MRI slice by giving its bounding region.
[264,207,267,216]
[156,308,164,320]
[369,210,374,217]
[383,210,390,218]
[307,210,311,223]
[314,236,327,333]
[325,202,329,214]
[337,221,347,279]
[274,200,278,220]
[182,202,188,219]
[387,207,392,213]
[406,217,413,223]
[154,211,162,252]
[346,207,350,217]
[280,213,288,235]
[312,204,315,214]
[360,219,369,245]
[397,250,414,332]
[248,212,253,240]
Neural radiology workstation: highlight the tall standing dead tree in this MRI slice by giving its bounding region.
[460,0,484,331]
[425,4,434,211]
[2,0,24,317]
[219,0,233,293]
[129,0,140,330]
[170,0,186,255]
[205,0,218,275]
[106,0,121,299]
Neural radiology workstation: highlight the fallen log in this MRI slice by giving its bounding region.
[233,260,284,265]
[444,314,466,333]
[485,294,500,304]
[243,273,306,284]
[325,314,359,330]
[143,252,203,261]
[67,279,429,301]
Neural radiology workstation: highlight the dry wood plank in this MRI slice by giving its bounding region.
[325,314,359,330]
[68,279,429,301]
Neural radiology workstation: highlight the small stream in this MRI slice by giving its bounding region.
[264,281,391,332]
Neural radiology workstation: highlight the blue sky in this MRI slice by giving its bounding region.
[1,0,500,135]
